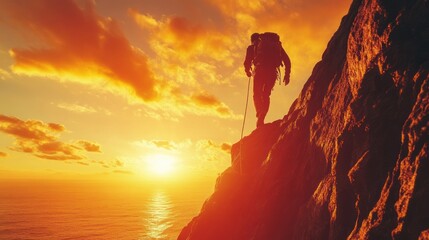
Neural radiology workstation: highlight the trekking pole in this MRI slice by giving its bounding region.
[239,76,251,175]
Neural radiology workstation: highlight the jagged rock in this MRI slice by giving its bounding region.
[179,0,429,239]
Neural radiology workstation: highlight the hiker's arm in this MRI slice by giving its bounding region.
[282,48,291,85]
[243,46,254,77]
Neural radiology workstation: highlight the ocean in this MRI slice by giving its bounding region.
[0,179,213,240]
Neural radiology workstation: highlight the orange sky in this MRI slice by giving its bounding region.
[0,0,350,181]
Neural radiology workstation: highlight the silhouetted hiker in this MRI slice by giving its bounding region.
[244,32,291,127]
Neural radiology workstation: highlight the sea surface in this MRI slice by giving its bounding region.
[0,179,213,240]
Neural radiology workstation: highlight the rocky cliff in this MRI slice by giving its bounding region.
[179,0,429,239]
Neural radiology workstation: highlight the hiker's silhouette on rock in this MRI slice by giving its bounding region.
[244,32,291,127]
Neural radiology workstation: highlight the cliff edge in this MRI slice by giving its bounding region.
[179,0,429,239]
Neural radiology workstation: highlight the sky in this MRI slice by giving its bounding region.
[0,0,351,182]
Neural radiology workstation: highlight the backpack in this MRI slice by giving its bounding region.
[254,32,283,68]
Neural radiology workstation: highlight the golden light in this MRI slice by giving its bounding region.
[145,153,177,176]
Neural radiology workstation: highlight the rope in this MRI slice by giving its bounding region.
[239,76,251,175]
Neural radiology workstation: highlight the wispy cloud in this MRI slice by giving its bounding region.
[0,151,7,157]
[0,68,11,80]
[113,169,133,175]
[56,103,97,114]
[136,139,177,151]
[0,114,101,161]
[89,158,125,169]
[152,140,176,150]
[76,161,89,166]
[55,102,113,116]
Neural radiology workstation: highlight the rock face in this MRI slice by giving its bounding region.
[178,0,429,239]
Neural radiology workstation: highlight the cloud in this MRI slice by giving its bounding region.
[1,0,158,101]
[0,0,238,120]
[115,159,124,167]
[129,11,233,62]
[162,16,204,53]
[0,68,11,80]
[207,140,232,154]
[130,9,236,92]
[77,140,101,153]
[135,139,176,151]
[55,102,112,115]
[128,8,241,119]
[159,90,239,119]
[37,141,78,155]
[152,140,176,150]
[0,114,62,141]
[56,103,97,114]
[89,158,124,169]
[113,169,133,175]
[206,0,267,15]
[128,10,159,30]
[220,143,232,153]
[0,151,7,157]
[48,123,66,132]
[191,92,233,117]
[0,114,101,161]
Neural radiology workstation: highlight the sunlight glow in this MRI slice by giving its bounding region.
[144,191,172,238]
[146,154,177,176]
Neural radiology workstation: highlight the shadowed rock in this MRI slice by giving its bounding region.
[179,0,429,239]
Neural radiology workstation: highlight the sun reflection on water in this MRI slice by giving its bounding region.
[143,190,173,239]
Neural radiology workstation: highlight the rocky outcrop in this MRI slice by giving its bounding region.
[179,0,429,239]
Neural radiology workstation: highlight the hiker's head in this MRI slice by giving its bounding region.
[251,33,260,44]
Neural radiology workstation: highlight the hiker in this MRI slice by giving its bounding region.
[244,32,291,127]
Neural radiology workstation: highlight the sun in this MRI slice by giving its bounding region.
[145,153,177,176]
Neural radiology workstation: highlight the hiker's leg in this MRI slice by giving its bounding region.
[260,69,277,121]
[253,70,264,118]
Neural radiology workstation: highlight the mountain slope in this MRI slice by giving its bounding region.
[179,0,429,239]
